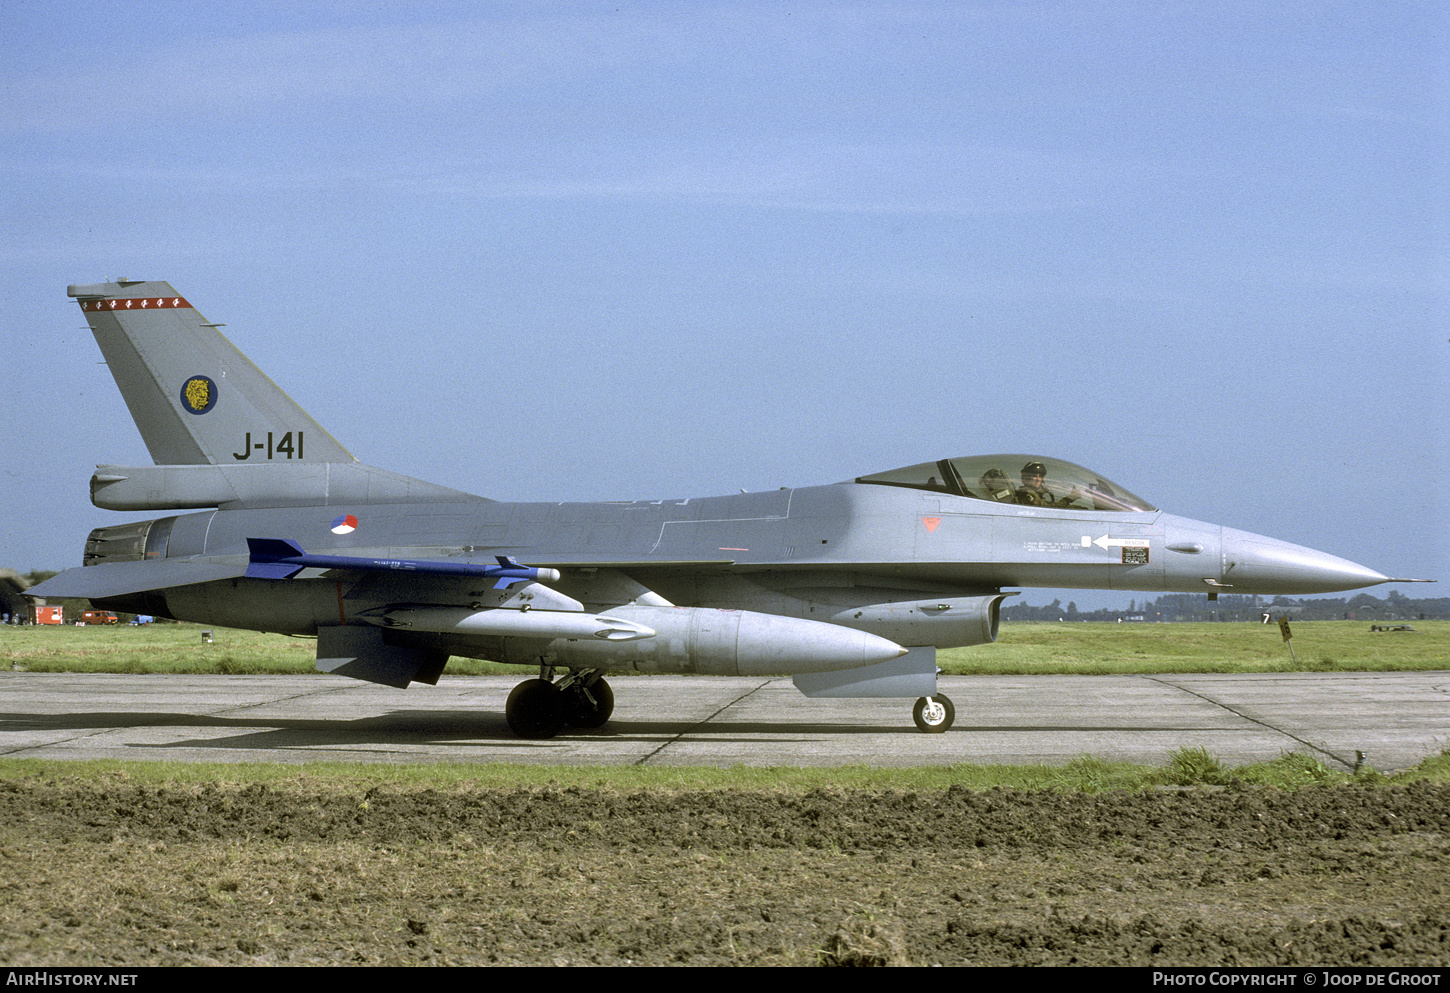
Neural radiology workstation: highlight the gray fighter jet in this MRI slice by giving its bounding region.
[26,280,1426,737]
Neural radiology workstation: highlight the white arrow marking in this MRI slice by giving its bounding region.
[1089,535,1150,550]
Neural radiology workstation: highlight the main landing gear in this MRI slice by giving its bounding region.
[505,668,613,739]
[913,694,955,733]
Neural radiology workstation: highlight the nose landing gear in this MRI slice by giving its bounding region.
[913,694,954,733]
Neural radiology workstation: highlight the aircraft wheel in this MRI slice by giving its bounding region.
[506,678,565,739]
[565,677,614,728]
[912,694,954,733]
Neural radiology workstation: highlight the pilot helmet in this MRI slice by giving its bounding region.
[1021,461,1047,477]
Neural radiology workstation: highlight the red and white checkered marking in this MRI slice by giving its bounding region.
[79,297,191,311]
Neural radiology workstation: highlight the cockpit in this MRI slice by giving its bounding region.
[854,454,1156,512]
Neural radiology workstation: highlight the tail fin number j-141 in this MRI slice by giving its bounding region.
[232,431,303,461]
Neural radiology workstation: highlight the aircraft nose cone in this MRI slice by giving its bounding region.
[1222,528,1390,594]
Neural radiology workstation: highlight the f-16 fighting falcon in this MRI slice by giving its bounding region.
[25,280,1427,737]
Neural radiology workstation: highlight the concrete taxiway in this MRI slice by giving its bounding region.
[1,671,1446,771]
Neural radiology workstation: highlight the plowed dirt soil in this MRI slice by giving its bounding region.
[1,779,1447,966]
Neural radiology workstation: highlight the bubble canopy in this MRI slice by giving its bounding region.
[854,455,1156,513]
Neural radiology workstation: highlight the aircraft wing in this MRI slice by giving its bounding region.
[24,559,248,600]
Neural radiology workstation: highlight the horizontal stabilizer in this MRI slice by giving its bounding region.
[245,538,563,587]
[24,559,248,600]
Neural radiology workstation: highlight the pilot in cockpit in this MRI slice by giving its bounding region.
[977,468,1015,502]
[1015,461,1054,505]
[1017,461,1092,508]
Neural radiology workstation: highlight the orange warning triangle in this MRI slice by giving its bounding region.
[922,517,941,533]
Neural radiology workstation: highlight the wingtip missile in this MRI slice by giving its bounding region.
[244,539,562,586]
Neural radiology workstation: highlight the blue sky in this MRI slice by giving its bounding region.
[2,1,1444,610]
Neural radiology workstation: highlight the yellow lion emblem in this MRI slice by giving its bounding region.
[183,377,212,412]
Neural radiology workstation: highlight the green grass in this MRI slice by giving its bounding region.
[0,746,1441,791]
[0,623,519,675]
[943,619,1450,674]
[6,619,1446,676]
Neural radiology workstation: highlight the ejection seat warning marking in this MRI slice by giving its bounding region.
[922,517,941,533]
[1024,541,1080,553]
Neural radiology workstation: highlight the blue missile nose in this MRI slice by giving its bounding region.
[1221,528,1391,594]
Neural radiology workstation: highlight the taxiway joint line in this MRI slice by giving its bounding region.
[633,678,775,765]
[1142,674,1356,771]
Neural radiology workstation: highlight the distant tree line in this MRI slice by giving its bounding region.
[1002,591,1448,623]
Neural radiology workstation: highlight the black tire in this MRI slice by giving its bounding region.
[565,678,614,728]
[506,678,565,739]
[912,693,954,733]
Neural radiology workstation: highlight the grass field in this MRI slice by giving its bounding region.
[3,743,1446,792]
[5,618,1446,676]
[948,618,1450,673]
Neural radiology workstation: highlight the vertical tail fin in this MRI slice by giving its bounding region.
[69,280,353,466]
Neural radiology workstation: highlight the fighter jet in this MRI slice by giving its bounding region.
[26,280,1426,737]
